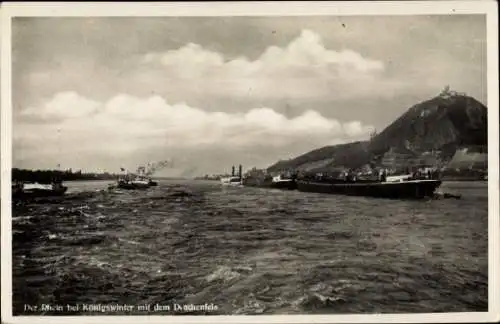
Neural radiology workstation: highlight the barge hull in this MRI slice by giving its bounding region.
[117,182,150,190]
[12,187,68,200]
[243,180,297,190]
[296,180,441,199]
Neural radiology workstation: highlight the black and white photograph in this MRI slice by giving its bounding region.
[1,1,499,323]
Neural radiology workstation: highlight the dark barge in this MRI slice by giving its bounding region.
[296,178,442,199]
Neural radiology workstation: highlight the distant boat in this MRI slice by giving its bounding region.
[220,176,243,186]
[220,164,244,186]
[296,177,442,199]
[12,181,68,199]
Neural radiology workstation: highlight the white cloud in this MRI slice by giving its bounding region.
[22,91,100,119]
[138,29,386,100]
[143,43,224,69]
[15,92,374,170]
[145,30,383,73]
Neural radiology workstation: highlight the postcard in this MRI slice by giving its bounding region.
[1,1,499,323]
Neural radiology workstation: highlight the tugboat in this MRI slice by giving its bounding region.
[117,175,151,189]
[117,166,156,189]
[296,169,442,199]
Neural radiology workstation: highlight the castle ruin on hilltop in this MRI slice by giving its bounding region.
[439,85,467,99]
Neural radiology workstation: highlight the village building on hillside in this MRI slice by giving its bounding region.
[245,167,268,178]
[446,147,488,170]
[380,147,418,170]
[413,151,442,168]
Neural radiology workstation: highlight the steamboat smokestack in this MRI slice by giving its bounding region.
[239,164,243,178]
[232,166,235,176]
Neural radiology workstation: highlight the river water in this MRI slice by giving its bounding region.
[11,180,488,315]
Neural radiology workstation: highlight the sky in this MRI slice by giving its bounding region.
[12,15,487,176]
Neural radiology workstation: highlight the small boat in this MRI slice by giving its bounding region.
[12,181,68,199]
[296,177,442,199]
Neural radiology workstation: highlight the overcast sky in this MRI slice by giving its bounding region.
[12,15,487,176]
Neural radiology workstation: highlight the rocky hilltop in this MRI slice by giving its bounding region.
[267,88,487,173]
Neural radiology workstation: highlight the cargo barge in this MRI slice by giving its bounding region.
[296,178,442,199]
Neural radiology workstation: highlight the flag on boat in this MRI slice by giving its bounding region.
[120,167,125,172]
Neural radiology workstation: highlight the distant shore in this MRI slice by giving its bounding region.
[12,168,119,183]
[13,168,487,184]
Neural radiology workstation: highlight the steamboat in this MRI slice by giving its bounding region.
[117,166,158,190]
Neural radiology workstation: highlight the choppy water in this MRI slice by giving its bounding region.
[12,180,488,315]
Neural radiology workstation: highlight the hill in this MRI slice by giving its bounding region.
[268,141,370,172]
[267,91,487,173]
[368,93,487,157]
